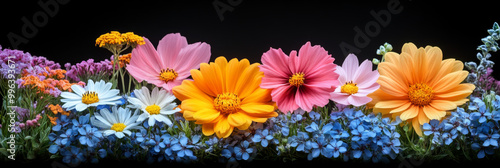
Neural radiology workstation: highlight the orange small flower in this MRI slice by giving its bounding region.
[48,104,70,116]
[111,53,132,68]
[47,114,58,125]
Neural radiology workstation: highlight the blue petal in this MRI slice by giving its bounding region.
[242,153,249,160]
[48,145,59,154]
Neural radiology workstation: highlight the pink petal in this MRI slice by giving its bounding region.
[330,91,350,105]
[295,86,330,112]
[260,75,288,89]
[297,42,333,74]
[304,63,339,88]
[173,42,211,74]
[129,37,162,74]
[342,53,359,80]
[353,59,379,88]
[347,95,373,107]
[162,79,183,93]
[356,82,380,96]
[261,48,291,78]
[126,64,158,83]
[335,67,347,85]
[157,33,188,68]
[289,50,299,73]
[271,86,298,113]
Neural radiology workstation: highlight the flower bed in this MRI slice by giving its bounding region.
[1,23,500,167]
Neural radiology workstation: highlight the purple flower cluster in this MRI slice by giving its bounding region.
[65,58,113,82]
[478,68,500,93]
[0,46,32,78]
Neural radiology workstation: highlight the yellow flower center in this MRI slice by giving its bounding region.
[341,81,358,95]
[145,104,161,115]
[110,123,126,132]
[214,93,241,115]
[408,83,434,106]
[159,68,178,82]
[289,72,305,87]
[81,91,99,104]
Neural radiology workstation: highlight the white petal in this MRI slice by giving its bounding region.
[128,97,145,108]
[155,115,173,126]
[95,114,113,127]
[71,85,86,96]
[160,109,180,115]
[60,92,81,99]
[122,130,132,136]
[103,130,116,136]
[141,87,152,104]
[75,103,88,112]
[148,117,156,127]
[136,113,149,122]
[115,132,125,138]
[87,79,95,91]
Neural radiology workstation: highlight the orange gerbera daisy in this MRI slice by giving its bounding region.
[368,43,475,136]
[172,56,278,138]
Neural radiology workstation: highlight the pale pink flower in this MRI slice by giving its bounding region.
[259,42,339,113]
[126,33,211,92]
[330,54,380,106]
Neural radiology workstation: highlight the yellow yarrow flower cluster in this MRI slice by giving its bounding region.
[95,31,145,49]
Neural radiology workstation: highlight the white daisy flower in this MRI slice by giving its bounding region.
[60,79,122,112]
[91,106,141,138]
[128,86,180,127]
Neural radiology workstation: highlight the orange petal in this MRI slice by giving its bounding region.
[431,71,468,93]
[240,103,277,117]
[202,123,215,136]
[424,47,443,84]
[402,43,418,56]
[429,100,457,111]
[173,80,213,103]
[374,100,410,109]
[241,88,272,104]
[389,102,412,114]
[412,117,423,136]
[422,105,446,120]
[377,76,408,97]
[398,53,415,85]
[413,48,428,83]
[193,109,220,124]
[400,105,419,121]
[235,63,263,99]
[226,58,249,93]
[227,113,247,127]
[378,62,408,88]
[181,98,214,113]
[214,116,233,138]
[417,108,430,125]
[384,52,400,63]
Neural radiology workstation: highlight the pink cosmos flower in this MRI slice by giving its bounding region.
[259,42,339,113]
[330,54,380,106]
[126,33,211,92]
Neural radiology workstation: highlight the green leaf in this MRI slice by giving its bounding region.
[32,140,40,149]
[0,148,8,156]
[27,150,35,160]
[24,136,33,140]
[50,154,59,159]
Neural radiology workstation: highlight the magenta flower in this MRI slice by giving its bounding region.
[126,33,211,92]
[259,42,339,113]
[330,54,380,106]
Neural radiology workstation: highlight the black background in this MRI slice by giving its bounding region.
[1,0,499,78]
[1,0,500,167]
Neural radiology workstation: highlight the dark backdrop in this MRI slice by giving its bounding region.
[1,0,499,78]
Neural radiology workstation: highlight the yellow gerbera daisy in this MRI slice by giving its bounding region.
[368,43,475,136]
[172,56,278,138]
